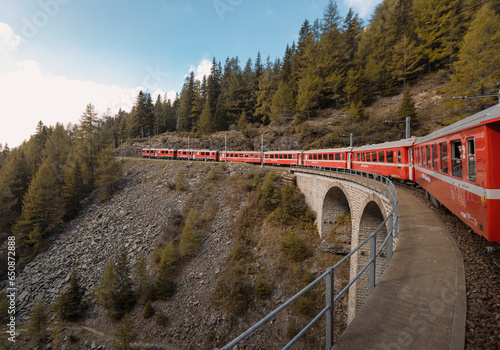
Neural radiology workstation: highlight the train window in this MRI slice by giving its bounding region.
[372,151,377,162]
[440,143,448,173]
[378,151,384,162]
[451,140,462,178]
[467,138,476,182]
[366,152,370,161]
[426,146,431,168]
[279,154,283,159]
[432,145,438,171]
[361,153,365,161]
[397,150,402,163]
[356,153,360,161]
[335,153,340,161]
[386,151,394,163]
[328,154,332,160]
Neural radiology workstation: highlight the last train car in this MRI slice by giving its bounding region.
[414,104,500,243]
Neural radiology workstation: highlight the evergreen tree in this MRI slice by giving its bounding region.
[0,151,29,235]
[14,161,64,254]
[27,301,49,345]
[178,72,198,131]
[113,314,137,350]
[156,242,177,299]
[62,160,85,220]
[77,103,99,186]
[452,3,500,96]
[95,147,122,201]
[398,87,418,130]
[54,269,84,321]
[271,82,295,125]
[154,94,165,135]
[255,57,280,124]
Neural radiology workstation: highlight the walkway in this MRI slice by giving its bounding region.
[333,186,466,350]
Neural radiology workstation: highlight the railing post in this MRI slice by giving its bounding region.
[394,204,399,239]
[388,213,394,260]
[325,269,334,349]
[369,233,376,294]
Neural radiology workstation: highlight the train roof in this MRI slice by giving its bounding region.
[415,103,500,144]
[302,147,352,153]
[264,150,302,154]
[353,138,416,152]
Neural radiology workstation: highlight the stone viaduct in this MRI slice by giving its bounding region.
[293,169,398,323]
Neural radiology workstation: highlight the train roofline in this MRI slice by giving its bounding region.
[353,138,416,151]
[415,104,500,144]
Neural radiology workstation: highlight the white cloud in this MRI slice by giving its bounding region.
[0,22,184,149]
[344,0,382,19]
[0,22,21,52]
[0,59,148,148]
[189,58,212,82]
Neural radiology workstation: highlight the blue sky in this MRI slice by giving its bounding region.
[0,0,383,148]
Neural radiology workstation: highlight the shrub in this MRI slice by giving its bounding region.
[175,171,187,191]
[155,311,169,326]
[297,291,317,318]
[254,276,273,299]
[282,230,310,263]
[213,269,251,315]
[143,300,154,318]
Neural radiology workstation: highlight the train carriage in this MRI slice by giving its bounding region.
[351,139,415,180]
[264,151,301,166]
[414,104,500,243]
[220,151,262,164]
[142,148,157,158]
[176,149,194,160]
[302,148,351,169]
[155,149,176,159]
[192,150,219,161]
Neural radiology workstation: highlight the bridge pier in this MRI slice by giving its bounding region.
[295,172,396,324]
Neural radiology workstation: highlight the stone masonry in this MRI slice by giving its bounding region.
[294,172,397,324]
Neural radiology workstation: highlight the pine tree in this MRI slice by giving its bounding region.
[55,269,84,321]
[113,314,137,350]
[156,242,177,300]
[27,301,49,345]
[143,300,154,318]
[95,147,122,201]
[178,72,198,131]
[0,151,29,234]
[271,82,295,125]
[63,160,85,220]
[95,252,136,319]
[452,3,500,96]
[77,104,99,187]
[14,161,64,254]
[398,87,418,130]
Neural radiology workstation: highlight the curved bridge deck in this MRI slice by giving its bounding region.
[333,186,466,349]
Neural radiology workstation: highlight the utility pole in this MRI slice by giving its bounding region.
[384,118,411,139]
[350,133,353,147]
[149,136,151,159]
[261,134,264,168]
[225,136,227,162]
[121,139,123,160]
[188,136,190,161]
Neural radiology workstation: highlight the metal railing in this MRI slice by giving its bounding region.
[217,167,399,350]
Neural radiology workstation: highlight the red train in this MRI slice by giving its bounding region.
[141,104,500,243]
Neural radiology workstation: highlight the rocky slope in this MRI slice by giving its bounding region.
[6,159,345,350]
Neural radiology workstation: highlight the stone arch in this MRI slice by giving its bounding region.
[321,185,351,238]
[354,199,389,313]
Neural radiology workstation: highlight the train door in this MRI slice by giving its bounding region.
[408,148,413,181]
